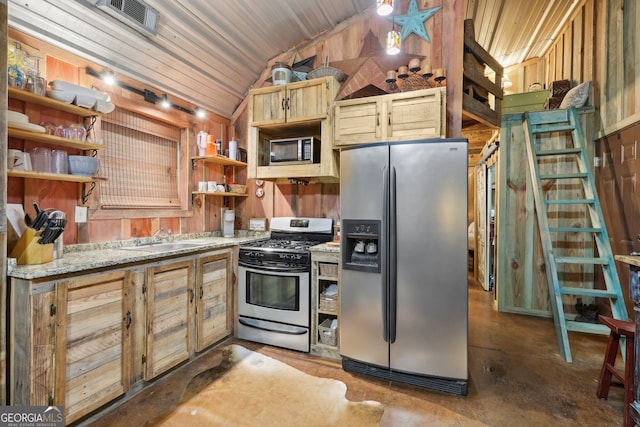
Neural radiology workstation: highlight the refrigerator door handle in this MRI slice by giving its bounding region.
[382,165,389,343]
[389,165,397,344]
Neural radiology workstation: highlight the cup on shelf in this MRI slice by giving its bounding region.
[7,149,23,169]
[54,125,71,139]
[198,181,208,192]
[51,149,69,174]
[207,181,217,192]
[40,121,57,135]
[69,123,87,141]
[31,147,52,172]
[216,184,226,192]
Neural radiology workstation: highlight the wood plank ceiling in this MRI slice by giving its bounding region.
[8,0,580,125]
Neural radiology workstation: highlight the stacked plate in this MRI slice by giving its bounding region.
[47,80,115,113]
[8,110,46,133]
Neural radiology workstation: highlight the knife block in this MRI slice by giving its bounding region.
[9,228,54,265]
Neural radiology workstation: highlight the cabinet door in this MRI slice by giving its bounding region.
[196,251,232,351]
[286,78,332,123]
[333,97,382,146]
[55,270,132,424]
[249,86,286,126]
[386,88,445,141]
[144,260,194,380]
[9,280,57,406]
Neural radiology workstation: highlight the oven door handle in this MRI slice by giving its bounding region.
[238,262,308,273]
[239,317,308,335]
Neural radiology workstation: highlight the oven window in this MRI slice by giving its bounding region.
[246,270,300,311]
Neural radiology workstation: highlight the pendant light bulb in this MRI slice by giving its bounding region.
[386,28,401,55]
[376,0,394,16]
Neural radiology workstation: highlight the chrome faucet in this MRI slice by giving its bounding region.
[151,227,165,244]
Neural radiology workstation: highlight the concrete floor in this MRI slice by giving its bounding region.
[84,275,624,426]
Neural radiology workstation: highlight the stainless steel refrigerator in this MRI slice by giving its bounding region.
[339,138,468,395]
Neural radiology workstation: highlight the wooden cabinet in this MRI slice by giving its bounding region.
[333,87,446,146]
[144,259,195,380]
[8,87,105,187]
[9,269,132,424]
[247,76,341,182]
[55,270,132,424]
[195,251,233,351]
[9,247,234,424]
[310,249,340,359]
[142,249,233,379]
[249,77,337,127]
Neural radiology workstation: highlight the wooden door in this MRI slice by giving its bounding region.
[333,97,382,146]
[386,88,445,141]
[56,270,132,424]
[144,260,194,380]
[195,251,232,351]
[286,78,332,123]
[249,85,286,126]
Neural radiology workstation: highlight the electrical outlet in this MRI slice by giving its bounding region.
[75,206,88,223]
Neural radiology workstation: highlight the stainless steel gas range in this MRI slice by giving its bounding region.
[237,217,333,352]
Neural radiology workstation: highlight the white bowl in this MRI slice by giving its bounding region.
[68,155,99,176]
[47,89,75,104]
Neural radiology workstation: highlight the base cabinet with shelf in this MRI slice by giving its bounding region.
[247,76,341,182]
[310,248,341,359]
[333,87,446,146]
[9,247,233,425]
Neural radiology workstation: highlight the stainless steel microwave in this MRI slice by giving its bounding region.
[269,136,320,165]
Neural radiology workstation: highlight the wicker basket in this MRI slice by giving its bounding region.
[228,184,246,194]
[319,294,337,312]
[318,318,337,346]
[319,262,338,277]
[306,66,346,82]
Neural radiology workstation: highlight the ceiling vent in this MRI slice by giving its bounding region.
[96,0,159,37]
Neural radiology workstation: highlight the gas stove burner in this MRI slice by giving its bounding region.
[251,239,325,251]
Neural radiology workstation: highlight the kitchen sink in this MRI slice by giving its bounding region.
[120,241,209,252]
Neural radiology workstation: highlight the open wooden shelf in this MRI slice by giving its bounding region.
[192,191,248,197]
[8,169,96,182]
[191,155,247,168]
[9,86,104,118]
[8,128,105,151]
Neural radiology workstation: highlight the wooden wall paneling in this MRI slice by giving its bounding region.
[571,7,583,84]
[497,114,550,316]
[624,0,639,115]
[606,0,624,125]
[1,0,8,404]
[563,24,573,80]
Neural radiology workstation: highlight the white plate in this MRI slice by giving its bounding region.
[8,121,46,133]
[7,111,29,123]
[47,89,75,104]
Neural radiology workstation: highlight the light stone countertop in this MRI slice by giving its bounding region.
[8,231,269,280]
[310,242,341,253]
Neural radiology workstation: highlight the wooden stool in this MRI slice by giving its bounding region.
[596,315,636,427]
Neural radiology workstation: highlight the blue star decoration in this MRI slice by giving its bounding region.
[389,0,442,43]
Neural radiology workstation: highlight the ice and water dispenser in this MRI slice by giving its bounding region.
[342,219,381,273]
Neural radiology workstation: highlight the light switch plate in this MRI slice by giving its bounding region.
[75,205,88,223]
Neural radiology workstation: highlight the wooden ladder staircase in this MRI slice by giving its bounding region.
[522,107,628,362]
